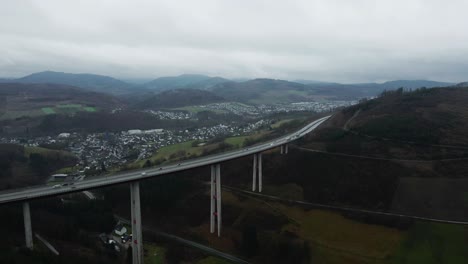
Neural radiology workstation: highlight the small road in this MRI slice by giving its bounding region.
[0,116,331,205]
[115,216,250,264]
[82,191,96,200]
[35,233,60,255]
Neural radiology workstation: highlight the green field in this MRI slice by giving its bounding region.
[390,222,468,264]
[271,118,295,128]
[0,104,98,119]
[144,243,166,264]
[56,104,82,108]
[41,107,56,114]
[83,106,96,112]
[174,105,227,114]
[211,189,468,264]
[0,109,44,120]
[196,256,231,264]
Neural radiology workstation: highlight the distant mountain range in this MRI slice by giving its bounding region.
[0,71,458,104]
[6,71,136,95]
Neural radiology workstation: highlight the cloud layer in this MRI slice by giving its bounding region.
[1,0,468,82]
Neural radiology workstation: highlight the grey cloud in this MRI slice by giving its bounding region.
[1,0,468,82]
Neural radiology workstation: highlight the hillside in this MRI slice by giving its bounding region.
[142,74,230,91]
[341,87,468,145]
[16,71,136,95]
[211,78,453,104]
[212,78,312,104]
[0,144,77,190]
[296,86,468,222]
[135,88,225,109]
[0,83,123,120]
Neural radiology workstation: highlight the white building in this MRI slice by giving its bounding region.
[58,133,71,138]
[128,129,143,135]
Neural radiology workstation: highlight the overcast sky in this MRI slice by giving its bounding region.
[1,0,468,83]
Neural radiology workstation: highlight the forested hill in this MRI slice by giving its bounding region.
[332,86,468,145]
[135,89,225,109]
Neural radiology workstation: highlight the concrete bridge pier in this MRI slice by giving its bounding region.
[23,202,33,249]
[130,182,143,264]
[280,144,289,154]
[210,165,216,234]
[280,145,284,154]
[216,164,222,237]
[252,153,263,192]
[258,153,262,192]
[210,164,222,237]
[252,154,257,191]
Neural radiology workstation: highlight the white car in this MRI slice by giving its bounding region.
[52,184,61,189]
[141,172,146,176]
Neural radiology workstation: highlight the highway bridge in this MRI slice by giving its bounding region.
[0,115,331,264]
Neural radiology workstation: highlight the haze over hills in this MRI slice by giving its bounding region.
[10,71,136,95]
[0,71,458,106]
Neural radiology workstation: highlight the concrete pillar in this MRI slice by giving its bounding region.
[216,164,222,237]
[23,202,33,250]
[252,154,257,191]
[258,153,263,193]
[130,182,143,264]
[210,165,215,234]
[280,145,284,154]
[285,144,289,154]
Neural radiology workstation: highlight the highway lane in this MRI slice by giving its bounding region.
[0,115,331,205]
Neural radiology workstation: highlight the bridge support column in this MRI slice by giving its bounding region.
[285,144,288,154]
[130,182,143,264]
[210,165,215,234]
[258,153,262,192]
[216,164,222,237]
[280,145,284,154]
[252,153,263,192]
[210,164,222,237]
[23,202,33,250]
[252,154,257,191]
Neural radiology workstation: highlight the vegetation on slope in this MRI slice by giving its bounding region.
[135,89,225,109]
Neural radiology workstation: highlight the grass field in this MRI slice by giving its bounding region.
[276,205,404,263]
[174,106,227,114]
[41,107,56,114]
[134,132,271,168]
[225,192,468,264]
[144,243,166,264]
[83,106,96,112]
[0,104,98,119]
[0,109,44,120]
[196,256,231,264]
[390,222,468,264]
[271,119,295,128]
[56,104,82,108]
